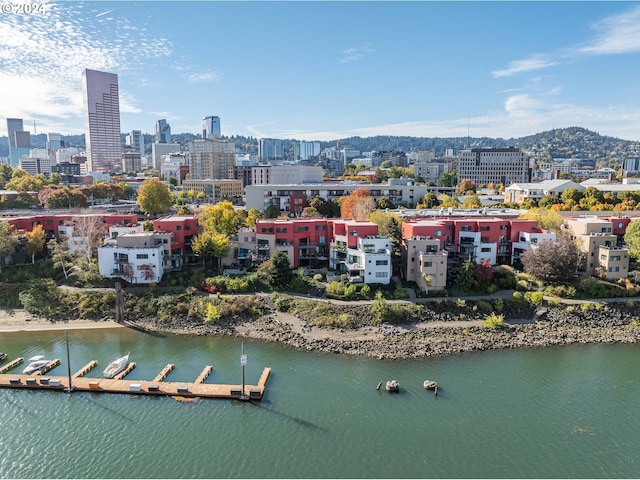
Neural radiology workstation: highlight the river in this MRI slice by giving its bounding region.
[0,327,638,478]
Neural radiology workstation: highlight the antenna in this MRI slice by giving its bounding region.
[33,119,37,134]
[467,113,470,149]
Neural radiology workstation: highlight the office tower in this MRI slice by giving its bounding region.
[6,118,31,167]
[47,133,63,152]
[126,130,143,155]
[187,138,235,180]
[202,115,221,139]
[151,142,181,170]
[82,69,122,173]
[457,147,531,187]
[296,141,321,161]
[155,119,171,143]
[258,138,283,163]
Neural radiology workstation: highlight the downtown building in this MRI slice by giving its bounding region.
[202,116,221,138]
[457,147,532,187]
[6,118,31,167]
[82,69,122,173]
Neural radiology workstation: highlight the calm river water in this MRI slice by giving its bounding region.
[0,327,638,478]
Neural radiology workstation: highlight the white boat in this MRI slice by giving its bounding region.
[103,353,129,378]
[23,356,51,374]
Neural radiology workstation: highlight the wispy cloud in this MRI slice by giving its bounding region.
[0,1,172,134]
[578,5,640,55]
[185,71,222,84]
[340,44,374,63]
[492,55,558,78]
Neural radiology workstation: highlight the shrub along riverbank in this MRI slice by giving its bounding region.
[2,280,640,359]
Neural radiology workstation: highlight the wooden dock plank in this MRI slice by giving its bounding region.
[73,360,98,378]
[0,366,271,401]
[34,359,60,376]
[153,364,175,383]
[0,357,23,374]
[194,366,213,384]
[114,362,135,380]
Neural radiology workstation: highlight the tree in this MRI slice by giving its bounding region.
[263,251,293,289]
[456,258,478,293]
[192,231,232,270]
[417,192,439,209]
[370,211,404,274]
[376,197,396,210]
[458,179,477,194]
[521,234,581,283]
[72,215,107,265]
[265,204,280,218]
[199,201,242,236]
[519,208,565,232]
[137,178,173,215]
[245,208,265,228]
[301,206,320,218]
[47,238,72,279]
[624,219,640,261]
[0,222,18,273]
[25,224,45,264]
[561,188,582,204]
[438,171,457,188]
[341,188,376,221]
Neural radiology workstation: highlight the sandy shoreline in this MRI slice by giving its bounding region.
[0,309,123,332]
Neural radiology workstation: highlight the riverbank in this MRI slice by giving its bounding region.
[0,308,122,332]
[3,300,640,360]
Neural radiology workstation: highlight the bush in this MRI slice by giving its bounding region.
[494,298,504,312]
[205,303,221,323]
[483,312,505,329]
[512,291,523,301]
[313,273,324,282]
[455,298,466,308]
[271,293,294,312]
[524,291,544,306]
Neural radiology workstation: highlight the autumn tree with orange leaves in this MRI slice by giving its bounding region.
[340,188,376,221]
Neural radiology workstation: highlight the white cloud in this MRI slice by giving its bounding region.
[0,1,172,135]
[492,55,558,78]
[185,71,222,84]
[579,6,640,55]
[340,44,374,63]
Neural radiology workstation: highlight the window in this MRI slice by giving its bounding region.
[318,235,326,244]
[609,266,620,272]
[461,225,472,231]
[481,247,491,252]
[261,227,273,233]
[275,228,287,233]
[176,226,182,230]
[136,254,149,259]
[434,231,442,237]
[500,225,508,230]
[479,226,490,231]
[610,255,621,261]
[423,261,433,267]
[315,225,326,231]
[481,236,489,243]
[375,271,388,278]
[376,260,388,266]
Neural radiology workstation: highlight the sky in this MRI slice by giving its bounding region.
[1,1,640,142]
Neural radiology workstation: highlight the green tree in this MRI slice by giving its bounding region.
[137,178,173,215]
[438,170,457,188]
[263,251,293,289]
[192,231,232,270]
[0,222,18,273]
[25,224,45,264]
[245,208,265,228]
[199,201,242,236]
[561,188,583,204]
[624,219,640,261]
[456,258,477,293]
[376,197,396,210]
[417,192,440,209]
[265,204,280,218]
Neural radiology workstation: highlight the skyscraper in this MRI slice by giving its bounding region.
[126,130,143,155]
[155,119,171,143]
[202,116,221,139]
[6,118,30,167]
[82,69,122,173]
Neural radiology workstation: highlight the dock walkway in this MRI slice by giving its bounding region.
[0,358,271,401]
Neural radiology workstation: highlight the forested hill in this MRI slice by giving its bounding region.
[1,127,638,163]
[322,127,640,161]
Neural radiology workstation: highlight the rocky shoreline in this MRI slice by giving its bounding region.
[127,300,640,360]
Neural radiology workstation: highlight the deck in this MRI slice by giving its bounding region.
[0,357,271,401]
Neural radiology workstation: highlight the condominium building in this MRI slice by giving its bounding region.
[187,138,235,180]
[458,148,531,187]
[258,138,283,163]
[566,216,630,279]
[181,179,243,204]
[82,69,122,173]
[404,236,449,292]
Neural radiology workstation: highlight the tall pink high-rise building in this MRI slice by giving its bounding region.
[82,69,122,173]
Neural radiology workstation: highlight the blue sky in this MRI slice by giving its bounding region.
[2,1,640,142]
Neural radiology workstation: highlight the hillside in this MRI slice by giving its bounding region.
[1,127,638,165]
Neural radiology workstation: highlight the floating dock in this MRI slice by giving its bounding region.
[0,358,271,401]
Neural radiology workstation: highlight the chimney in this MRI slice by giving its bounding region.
[554,169,560,180]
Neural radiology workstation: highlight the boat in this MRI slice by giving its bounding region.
[423,380,438,390]
[0,353,6,363]
[23,355,51,374]
[103,353,129,378]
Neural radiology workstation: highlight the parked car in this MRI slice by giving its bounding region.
[200,284,227,294]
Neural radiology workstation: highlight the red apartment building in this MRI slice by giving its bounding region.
[254,218,380,268]
[153,215,200,264]
[402,217,543,265]
[6,213,138,240]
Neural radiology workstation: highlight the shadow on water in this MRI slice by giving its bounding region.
[74,393,137,423]
[243,399,328,431]
[120,321,167,338]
